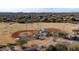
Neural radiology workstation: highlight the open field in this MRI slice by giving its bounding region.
[0,23,78,45]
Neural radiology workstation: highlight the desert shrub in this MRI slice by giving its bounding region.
[7,43,17,47]
[0,16,5,22]
[55,44,68,51]
[16,39,27,46]
[68,43,79,51]
[46,45,57,51]
[58,31,68,38]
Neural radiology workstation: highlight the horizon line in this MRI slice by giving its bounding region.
[0,8,79,13]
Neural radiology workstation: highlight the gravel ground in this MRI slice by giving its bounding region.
[0,23,78,45]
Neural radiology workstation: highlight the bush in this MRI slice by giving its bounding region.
[58,31,68,38]
[55,44,68,51]
[46,45,57,51]
[16,39,27,46]
[68,43,79,51]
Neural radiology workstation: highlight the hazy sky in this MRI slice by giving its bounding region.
[0,0,79,12]
[0,8,79,12]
